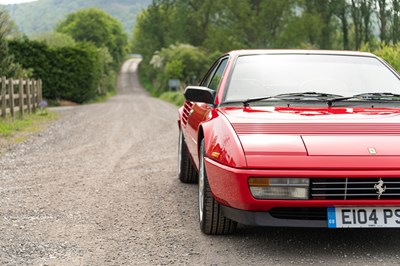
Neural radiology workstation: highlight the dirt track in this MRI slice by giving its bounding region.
[1,59,400,265]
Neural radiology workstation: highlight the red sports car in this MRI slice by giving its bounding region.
[177,50,400,235]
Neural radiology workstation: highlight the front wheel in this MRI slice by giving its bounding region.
[198,139,237,235]
[178,129,197,183]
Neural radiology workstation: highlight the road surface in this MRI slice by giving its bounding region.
[0,59,399,265]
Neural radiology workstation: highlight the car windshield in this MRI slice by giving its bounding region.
[224,54,400,104]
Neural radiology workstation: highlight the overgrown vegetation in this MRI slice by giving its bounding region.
[56,8,128,66]
[8,38,112,103]
[4,0,151,36]
[0,111,57,137]
[159,91,185,106]
[147,44,215,96]
[2,7,127,104]
[362,43,400,71]
[133,0,400,99]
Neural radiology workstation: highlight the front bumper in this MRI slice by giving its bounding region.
[222,205,327,227]
[205,157,400,213]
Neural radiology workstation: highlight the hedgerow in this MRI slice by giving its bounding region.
[8,38,107,103]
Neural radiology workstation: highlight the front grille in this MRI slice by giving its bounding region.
[269,207,327,220]
[311,178,400,200]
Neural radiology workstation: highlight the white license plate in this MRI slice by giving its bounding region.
[327,207,400,228]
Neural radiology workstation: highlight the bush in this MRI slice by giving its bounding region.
[8,38,111,103]
[361,43,400,73]
[148,44,214,96]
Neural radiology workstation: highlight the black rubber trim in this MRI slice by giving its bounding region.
[221,206,328,228]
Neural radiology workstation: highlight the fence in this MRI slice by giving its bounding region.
[1,77,42,119]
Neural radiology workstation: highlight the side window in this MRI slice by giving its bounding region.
[208,59,228,91]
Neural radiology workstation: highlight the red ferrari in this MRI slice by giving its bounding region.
[177,50,400,235]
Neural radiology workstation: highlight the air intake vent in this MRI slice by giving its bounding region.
[182,101,193,125]
[311,178,400,200]
[269,207,327,220]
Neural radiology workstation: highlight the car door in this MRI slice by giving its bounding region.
[184,57,229,169]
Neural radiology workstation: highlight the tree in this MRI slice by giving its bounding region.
[392,0,400,43]
[334,0,350,49]
[0,8,16,77]
[350,0,375,49]
[56,8,128,66]
[149,44,213,95]
[377,0,390,43]
[33,32,76,48]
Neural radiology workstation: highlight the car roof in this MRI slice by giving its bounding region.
[225,49,376,58]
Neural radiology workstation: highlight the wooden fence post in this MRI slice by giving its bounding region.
[38,79,42,103]
[9,78,14,118]
[32,80,36,112]
[27,80,32,114]
[19,78,24,119]
[1,77,6,119]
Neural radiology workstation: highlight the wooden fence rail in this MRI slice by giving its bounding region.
[1,77,42,119]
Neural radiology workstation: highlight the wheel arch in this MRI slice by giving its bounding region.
[198,113,247,169]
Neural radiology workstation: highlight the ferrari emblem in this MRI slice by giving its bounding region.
[368,147,377,155]
[374,178,386,199]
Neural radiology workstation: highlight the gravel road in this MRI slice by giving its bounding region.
[1,58,400,265]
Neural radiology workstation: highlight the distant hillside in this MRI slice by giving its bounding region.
[3,0,151,36]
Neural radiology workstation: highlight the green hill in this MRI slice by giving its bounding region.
[3,0,151,36]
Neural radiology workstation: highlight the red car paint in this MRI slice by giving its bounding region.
[179,50,400,227]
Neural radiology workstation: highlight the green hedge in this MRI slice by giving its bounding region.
[8,38,103,103]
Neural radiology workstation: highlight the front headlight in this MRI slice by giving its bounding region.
[248,178,309,200]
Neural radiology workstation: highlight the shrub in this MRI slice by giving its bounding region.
[149,44,213,96]
[361,43,400,73]
[8,38,111,103]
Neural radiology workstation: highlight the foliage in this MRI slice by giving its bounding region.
[361,43,400,72]
[132,0,400,97]
[0,8,16,77]
[149,44,213,96]
[4,0,151,36]
[32,32,76,48]
[159,91,185,106]
[0,111,57,137]
[56,8,128,66]
[8,38,111,103]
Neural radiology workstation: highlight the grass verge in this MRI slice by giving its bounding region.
[86,90,117,104]
[0,111,58,151]
[159,91,185,106]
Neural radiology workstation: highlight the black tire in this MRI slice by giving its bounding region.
[178,129,198,183]
[198,139,237,235]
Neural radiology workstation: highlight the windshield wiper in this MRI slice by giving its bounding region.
[354,92,400,100]
[242,96,277,107]
[242,92,343,107]
[240,92,400,107]
[275,92,343,99]
[326,92,400,106]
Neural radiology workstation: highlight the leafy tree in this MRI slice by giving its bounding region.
[4,0,151,36]
[350,0,374,49]
[334,0,350,49]
[149,44,212,95]
[56,8,128,66]
[0,8,16,77]
[32,32,76,48]
[392,0,400,43]
[376,0,390,43]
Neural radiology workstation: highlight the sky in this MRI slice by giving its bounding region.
[0,0,37,4]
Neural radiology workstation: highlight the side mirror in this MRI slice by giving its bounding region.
[184,86,216,104]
